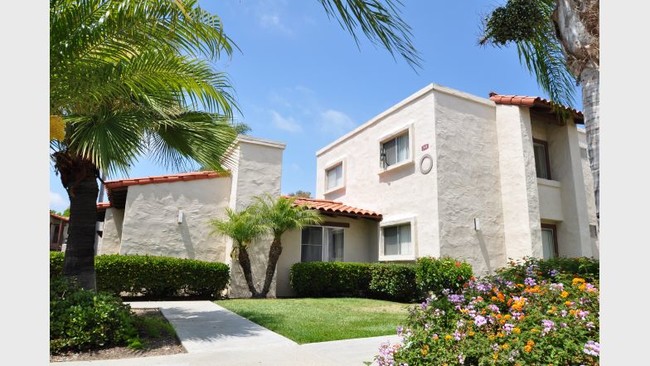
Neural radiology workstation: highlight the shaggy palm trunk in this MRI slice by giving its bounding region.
[260,237,282,297]
[553,0,600,221]
[236,245,260,298]
[54,152,99,291]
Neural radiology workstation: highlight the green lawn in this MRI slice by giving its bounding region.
[215,297,411,344]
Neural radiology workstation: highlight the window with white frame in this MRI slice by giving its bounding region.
[541,224,558,259]
[382,223,412,256]
[533,139,551,179]
[325,163,343,191]
[301,226,344,262]
[380,131,409,168]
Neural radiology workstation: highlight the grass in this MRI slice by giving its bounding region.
[215,297,411,344]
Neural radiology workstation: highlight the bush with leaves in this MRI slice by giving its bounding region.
[50,277,139,354]
[376,258,599,365]
[415,256,473,297]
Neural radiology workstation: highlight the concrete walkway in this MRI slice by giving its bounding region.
[51,300,401,366]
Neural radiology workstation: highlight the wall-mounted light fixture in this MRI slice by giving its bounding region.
[474,218,480,231]
[177,210,184,224]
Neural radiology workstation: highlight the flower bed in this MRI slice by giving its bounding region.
[375,257,599,365]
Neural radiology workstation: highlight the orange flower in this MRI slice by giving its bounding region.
[421,344,429,356]
[504,314,512,320]
[572,277,585,286]
[560,291,569,298]
[513,327,521,334]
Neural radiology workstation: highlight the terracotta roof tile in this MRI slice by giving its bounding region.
[291,197,382,221]
[50,212,69,221]
[104,171,226,189]
[489,92,583,121]
[97,202,111,210]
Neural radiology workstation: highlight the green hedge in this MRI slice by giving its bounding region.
[50,252,230,300]
[289,262,373,297]
[368,263,418,302]
[415,256,473,297]
[290,257,473,302]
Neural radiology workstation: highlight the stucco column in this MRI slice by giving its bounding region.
[495,105,543,260]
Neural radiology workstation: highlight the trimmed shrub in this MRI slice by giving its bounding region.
[50,277,138,353]
[368,263,417,302]
[50,252,230,300]
[290,262,373,297]
[415,256,473,297]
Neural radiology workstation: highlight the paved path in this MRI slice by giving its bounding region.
[51,301,401,366]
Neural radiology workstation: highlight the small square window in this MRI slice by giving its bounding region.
[533,139,551,179]
[325,163,343,191]
[381,132,409,169]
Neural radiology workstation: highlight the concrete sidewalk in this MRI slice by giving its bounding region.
[51,300,401,366]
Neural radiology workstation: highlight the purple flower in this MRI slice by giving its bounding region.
[577,310,590,320]
[524,277,537,287]
[542,319,555,335]
[488,304,500,313]
[550,283,564,291]
[458,353,465,364]
[491,343,500,352]
[396,326,403,336]
[503,323,514,334]
[583,340,600,357]
[453,331,462,341]
[448,294,465,305]
[549,269,559,277]
[586,322,595,330]
[474,315,487,327]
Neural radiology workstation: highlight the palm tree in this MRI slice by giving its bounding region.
[481,0,599,219]
[50,0,239,290]
[251,195,323,298]
[210,208,268,298]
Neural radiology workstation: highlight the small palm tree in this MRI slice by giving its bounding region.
[210,208,268,298]
[251,194,323,298]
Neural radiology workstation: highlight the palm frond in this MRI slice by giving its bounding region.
[317,0,421,70]
[251,194,323,237]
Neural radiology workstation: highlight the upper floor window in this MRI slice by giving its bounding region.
[325,163,343,191]
[533,139,551,179]
[381,132,409,169]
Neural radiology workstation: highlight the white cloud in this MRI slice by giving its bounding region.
[320,109,356,135]
[50,190,68,211]
[271,110,302,133]
[258,13,292,34]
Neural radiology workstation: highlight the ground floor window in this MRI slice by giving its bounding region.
[541,223,558,259]
[301,226,344,262]
[383,223,412,256]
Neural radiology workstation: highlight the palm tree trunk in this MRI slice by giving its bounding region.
[54,152,99,291]
[260,237,282,297]
[552,0,599,221]
[236,246,260,298]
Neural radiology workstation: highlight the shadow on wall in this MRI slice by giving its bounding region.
[476,231,493,274]
[179,215,196,259]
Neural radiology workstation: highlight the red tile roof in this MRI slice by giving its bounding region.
[291,197,382,221]
[50,212,69,221]
[104,171,227,189]
[489,92,583,121]
[97,202,111,210]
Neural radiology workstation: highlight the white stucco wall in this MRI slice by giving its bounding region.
[316,84,441,261]
[118,177,232,262]
[275,216,379,297]
[578,128,599,258]
[224,136,286,298]
[545,121,593,258]
[97,208,124,254]
[495,105,543,262]
[433,89,506,276]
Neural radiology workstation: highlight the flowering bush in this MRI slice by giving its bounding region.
[375,258,599,365]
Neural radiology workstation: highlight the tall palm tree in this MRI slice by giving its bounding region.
[251,195,323,298]
[210,208,268,298]
[50,0,239,290]
[481,0,599,219]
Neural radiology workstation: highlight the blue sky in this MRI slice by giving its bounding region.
[48,0,583,212]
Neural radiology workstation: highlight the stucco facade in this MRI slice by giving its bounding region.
[315,84,598,276]
[93,83,598,297]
